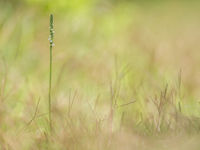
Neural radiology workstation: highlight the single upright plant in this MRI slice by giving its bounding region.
[48,14,54,131]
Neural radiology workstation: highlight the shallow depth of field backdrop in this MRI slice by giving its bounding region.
[1,0,200,149]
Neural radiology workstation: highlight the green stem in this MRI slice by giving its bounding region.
[49,44,52,131]
[49,14,54,132]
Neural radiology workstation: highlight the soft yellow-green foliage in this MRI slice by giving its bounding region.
[1,0,200,149]
[24,0,95,12]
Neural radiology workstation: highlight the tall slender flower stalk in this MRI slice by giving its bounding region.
[48,14,54,131]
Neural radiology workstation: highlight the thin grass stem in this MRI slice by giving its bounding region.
[48,14,54,131]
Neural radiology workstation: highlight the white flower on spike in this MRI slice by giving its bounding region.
[49,14,54,47]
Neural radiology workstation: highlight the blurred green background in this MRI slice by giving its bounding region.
[1,0,200,149]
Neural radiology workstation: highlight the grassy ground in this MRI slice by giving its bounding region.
[1,0,200,149]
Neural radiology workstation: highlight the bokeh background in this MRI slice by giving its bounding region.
[1,0,200,149]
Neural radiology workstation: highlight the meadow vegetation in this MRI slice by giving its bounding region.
[0,0,200,149]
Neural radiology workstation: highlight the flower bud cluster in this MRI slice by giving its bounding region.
[49,14,55,47]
